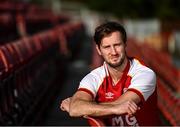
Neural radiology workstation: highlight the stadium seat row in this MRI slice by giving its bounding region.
[0,1,87,125]
[140,43,180,93]
[157,78,180,125]
[0,1,69,44]
[0,27,60,125]
[0,19,86,125]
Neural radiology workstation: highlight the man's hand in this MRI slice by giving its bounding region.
[60,97,71,112]
[113,100,140,116]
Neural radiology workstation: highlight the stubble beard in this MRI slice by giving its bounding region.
[106,53,126,68]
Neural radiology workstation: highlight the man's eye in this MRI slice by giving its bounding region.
[104,46,110,49]
[115,44,121,47]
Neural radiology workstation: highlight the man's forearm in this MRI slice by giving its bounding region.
[67,91,140,118]
[69,99,116,117]
[69,99,138,118]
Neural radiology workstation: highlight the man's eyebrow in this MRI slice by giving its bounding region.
[101,44,110,47]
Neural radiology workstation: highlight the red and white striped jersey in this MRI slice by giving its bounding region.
[78,58,160,126]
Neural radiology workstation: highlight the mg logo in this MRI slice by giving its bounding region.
[112,116,139,126]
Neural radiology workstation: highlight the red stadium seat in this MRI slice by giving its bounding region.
[0,44,22,125]
[84,116,106,127]
[157,78,179,125]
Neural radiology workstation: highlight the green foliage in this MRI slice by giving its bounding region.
[28,0,180,19]
[84,0,180,19]
[28,0,44,5]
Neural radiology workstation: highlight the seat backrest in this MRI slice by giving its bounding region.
[0,57,6,79]
[0,47,9,76]
[0,84,4,118]
[21,37,35,59]
[0,83,9,116]
[32,35,43,53]
[0,46,14,72]
[11,42,24,64]
[84,116,106,127]
[6,43,20,68]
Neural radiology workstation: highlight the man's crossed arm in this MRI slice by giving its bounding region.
[60,90,141,117]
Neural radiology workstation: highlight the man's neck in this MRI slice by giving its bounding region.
[107,58,128,84]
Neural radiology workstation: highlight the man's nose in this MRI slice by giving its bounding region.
[111,46,117,54]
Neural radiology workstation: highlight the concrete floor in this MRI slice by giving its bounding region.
[43,37,92,126]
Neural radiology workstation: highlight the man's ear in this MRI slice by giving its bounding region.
[96,45,102,56]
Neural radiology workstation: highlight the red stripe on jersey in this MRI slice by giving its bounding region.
[78,88,94,99]
[127,88,145,103]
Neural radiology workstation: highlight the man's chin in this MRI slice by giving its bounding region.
[108,62,121,68]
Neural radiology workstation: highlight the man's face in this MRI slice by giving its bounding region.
[96,31,126,68]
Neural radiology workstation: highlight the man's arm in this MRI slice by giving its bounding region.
[61,90,140,117]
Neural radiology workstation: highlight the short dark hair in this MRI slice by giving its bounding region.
[93,21,127,47]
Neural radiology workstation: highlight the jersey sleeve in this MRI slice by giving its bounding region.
[78,73,98,99]
[128,69,156,101]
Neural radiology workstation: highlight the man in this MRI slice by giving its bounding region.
[60,21,160,126]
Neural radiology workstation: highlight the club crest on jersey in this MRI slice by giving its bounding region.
[105,92,114,99]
